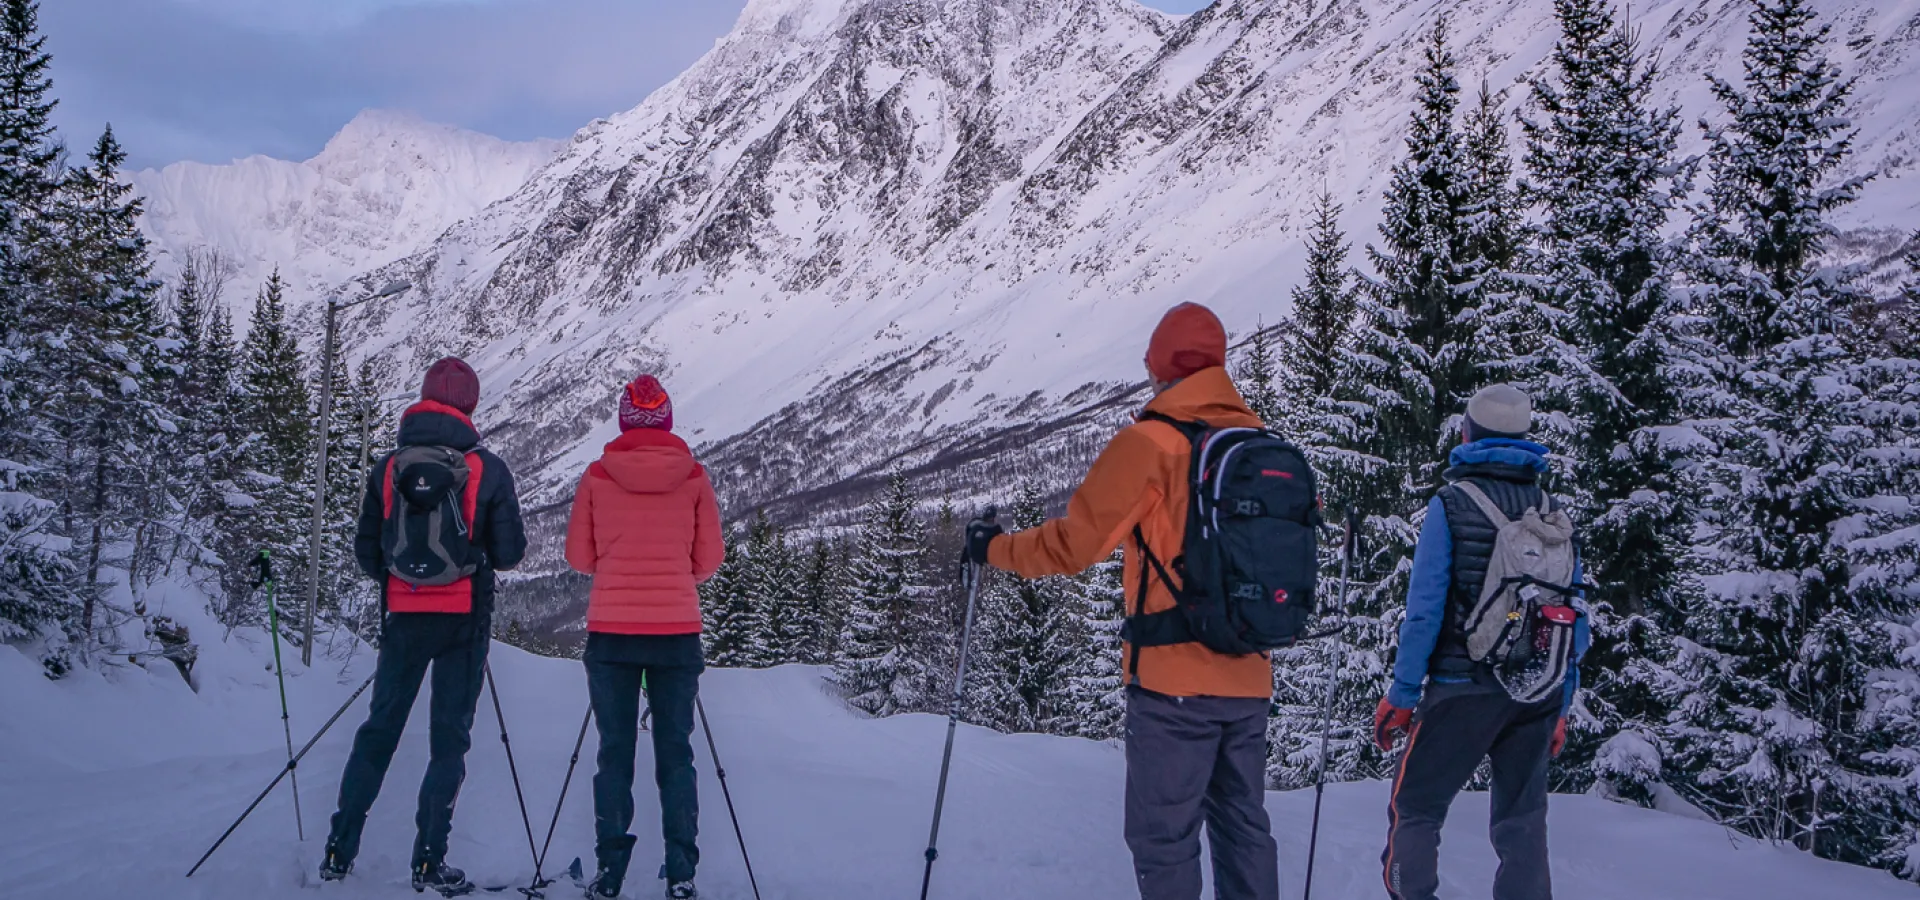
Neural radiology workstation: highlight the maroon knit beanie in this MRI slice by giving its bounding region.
[421,357,480,415]
[619,375,674,432]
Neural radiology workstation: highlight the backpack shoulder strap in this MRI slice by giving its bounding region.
[1450,480,1512,529]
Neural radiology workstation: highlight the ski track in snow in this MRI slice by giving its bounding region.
[0,602,1911,900]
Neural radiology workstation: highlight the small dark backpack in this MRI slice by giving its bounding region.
[382,445,480,587]
[1123,412,1323,657]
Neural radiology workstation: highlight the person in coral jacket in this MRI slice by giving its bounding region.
[565,374,725,900]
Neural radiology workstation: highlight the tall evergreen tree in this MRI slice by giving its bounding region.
[0,0,65,653]
[44,126,166,648]
[796,538,849,665]
[700,524,763,667]
[1275,190,1361,510]
[835,473,935,717]
[1670,0,1920,871]
[971,483,1079,733]
[234,269,313,626]
[1234,325,1281,427]
[1517,0,1692,788]
[1053,550,1126,740]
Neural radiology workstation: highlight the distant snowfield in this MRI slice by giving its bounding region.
[0,601,1908,900]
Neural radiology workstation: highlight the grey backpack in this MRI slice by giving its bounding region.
[381,445,480,587]
[1452,481,1583,704]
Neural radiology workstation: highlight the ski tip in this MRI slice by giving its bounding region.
[567,858,584,882]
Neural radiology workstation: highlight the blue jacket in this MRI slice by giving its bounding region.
[1387,439,1589,713]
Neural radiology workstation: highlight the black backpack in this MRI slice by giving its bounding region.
[1122,412,1323,657]
[382,445,481,587]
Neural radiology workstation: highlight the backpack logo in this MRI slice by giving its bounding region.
[1273,589,1289,605]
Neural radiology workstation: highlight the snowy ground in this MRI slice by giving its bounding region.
[1,609,1911,900]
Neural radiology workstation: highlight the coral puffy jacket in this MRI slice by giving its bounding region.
[564,430,725,635]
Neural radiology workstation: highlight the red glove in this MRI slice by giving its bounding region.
[1550,718,1567,758]
[1374,697,1414,752]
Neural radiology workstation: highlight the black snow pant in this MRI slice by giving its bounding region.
[586,633,703,889]
[1382,683,1559,900]
[1124,686,1279,900]
[328,612,489,868]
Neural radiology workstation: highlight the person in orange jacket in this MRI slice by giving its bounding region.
[565,374,725,900]
[965,303,1280,900]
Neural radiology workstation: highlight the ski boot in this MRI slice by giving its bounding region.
[666,881,697,900]
[413,860,476,897]
[318,842,353,882]
[580,864,620,900]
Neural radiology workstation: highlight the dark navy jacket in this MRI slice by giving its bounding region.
[1388,439,1589,713]
[354,401,528,621]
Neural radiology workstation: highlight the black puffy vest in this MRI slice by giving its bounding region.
[1428,461,1551,676]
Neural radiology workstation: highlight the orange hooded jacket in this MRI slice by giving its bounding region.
[564,429,726,634]
[987,366,1274,699]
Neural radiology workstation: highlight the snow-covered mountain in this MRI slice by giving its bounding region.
[312,0,1918,569]
[132,109,562,311]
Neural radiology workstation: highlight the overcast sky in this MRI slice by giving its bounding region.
[46,0,1214,170]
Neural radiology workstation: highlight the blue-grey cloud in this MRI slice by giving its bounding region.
[45,0,747,168]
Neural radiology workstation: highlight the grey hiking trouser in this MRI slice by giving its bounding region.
[1124,686,1279,900]
[1382,682,1559,900]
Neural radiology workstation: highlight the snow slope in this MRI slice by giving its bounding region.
[0,608,1911,899]
[132,109,561,313]
[296,0,1920,562]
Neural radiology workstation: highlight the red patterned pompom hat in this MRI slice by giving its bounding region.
[618,375,674,432]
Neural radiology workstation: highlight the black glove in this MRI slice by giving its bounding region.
[962,507,1003,567]
[251,550,273,588]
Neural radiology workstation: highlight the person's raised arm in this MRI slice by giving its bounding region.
[987,425,1164,579]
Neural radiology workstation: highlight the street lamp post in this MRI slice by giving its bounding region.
[303,280,412,666]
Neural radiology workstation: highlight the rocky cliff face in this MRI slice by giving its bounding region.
[230,0,1916,576]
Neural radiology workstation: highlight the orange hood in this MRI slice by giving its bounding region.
[593,430,701,495]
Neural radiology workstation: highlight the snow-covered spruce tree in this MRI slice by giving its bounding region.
[970,483,1080,733]
[233,269,313,628]
[0,0,69,653]
[835,473,936,717]
[310,346,376,637]
[795,538,849,665]
[1049,550,1127,740]
[1267,506,1399,790]
[1234,325,1282,428]
[743,513,807,667]
[700,523,764,667]
[184,300,258,625]
[42,126,168,650]
[1669,0,1920,871]
[1516,0,1692,793]
[1275,190,1356,450]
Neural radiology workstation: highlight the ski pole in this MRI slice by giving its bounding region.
[1303,504,1358,900]
[255,550,305,841]
[485,662,544,884]
[187,672,377,877]
[523,707,593,899]
[697,697,762,900]
[921,508,995,900]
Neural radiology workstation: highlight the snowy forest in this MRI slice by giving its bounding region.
[3,0,1920,886]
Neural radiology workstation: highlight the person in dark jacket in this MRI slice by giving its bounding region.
[320,357,528,896]
[1373,383,1589,900]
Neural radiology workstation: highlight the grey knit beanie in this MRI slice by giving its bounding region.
[1465,383,1532,441]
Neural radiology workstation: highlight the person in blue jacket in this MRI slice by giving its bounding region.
[1373,383,1589,900]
